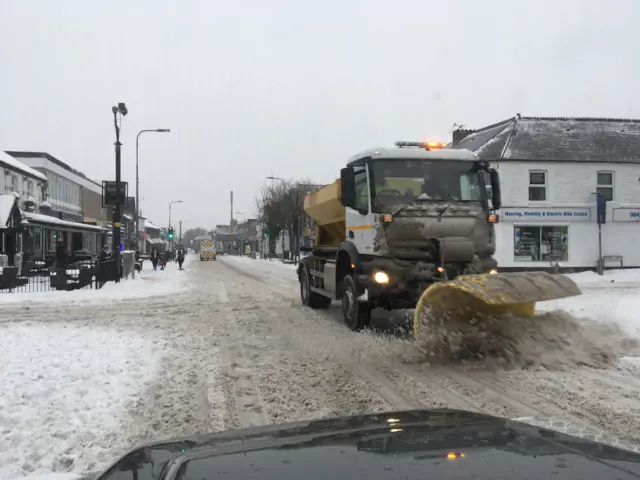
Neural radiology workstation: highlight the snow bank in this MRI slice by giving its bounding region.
[223,255,297,278]
[0,254,194,305]
[566,268,640,285]
[0,323,160,480]
[538,269,640,340]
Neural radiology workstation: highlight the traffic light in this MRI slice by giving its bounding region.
[168,227,174,240]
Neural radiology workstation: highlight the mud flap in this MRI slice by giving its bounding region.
[413,272,582,356]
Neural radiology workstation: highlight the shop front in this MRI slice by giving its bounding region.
[21,212,107,263]
[494,207,594,270]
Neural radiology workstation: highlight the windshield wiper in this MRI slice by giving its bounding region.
[436,204,450,221]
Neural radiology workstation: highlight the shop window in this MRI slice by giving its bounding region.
[514,226,568,262]
[596,172,614,201]
[5,175,18,194]
[528,171,546,201]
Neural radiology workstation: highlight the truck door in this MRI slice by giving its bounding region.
[345,166,374,254]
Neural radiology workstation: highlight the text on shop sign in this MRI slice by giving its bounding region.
[501,208,591,222]
[612,208,640,222]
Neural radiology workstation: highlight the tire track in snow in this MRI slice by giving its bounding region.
[216,278,269,429]
[216,264,397,418]
[219,260,491,414]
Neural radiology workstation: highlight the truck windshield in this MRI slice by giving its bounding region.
[369,159,485,211]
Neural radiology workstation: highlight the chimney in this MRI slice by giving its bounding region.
[452,128,475,146]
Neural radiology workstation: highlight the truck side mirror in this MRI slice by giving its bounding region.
[489,169,501,210]
[340,167,357,208]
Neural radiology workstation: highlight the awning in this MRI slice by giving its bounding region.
[23,212,107,234]
[146,238,165,245]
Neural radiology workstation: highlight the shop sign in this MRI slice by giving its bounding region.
[501,208,591,222]
[102,181,128,208]
[612,208,640,222]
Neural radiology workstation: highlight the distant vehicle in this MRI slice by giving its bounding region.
[92,409,640,480]
[199,240,216,261]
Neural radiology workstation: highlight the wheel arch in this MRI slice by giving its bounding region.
[336,241,359,297]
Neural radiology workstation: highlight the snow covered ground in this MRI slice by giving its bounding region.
[0,254,194,305]
[0,324,160,479]
[2,257,640,479]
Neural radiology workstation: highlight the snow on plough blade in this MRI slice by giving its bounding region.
[413,271,582,342]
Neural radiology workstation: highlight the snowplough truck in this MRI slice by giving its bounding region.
[298,141,582,336]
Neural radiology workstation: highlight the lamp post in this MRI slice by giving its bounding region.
[111,102,128,282]
[168,200,183,250]
[136,129,170,249]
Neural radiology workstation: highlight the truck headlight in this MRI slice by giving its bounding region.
[373,271,390,284]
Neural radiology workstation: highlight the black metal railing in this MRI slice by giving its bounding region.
[0,259,106,294]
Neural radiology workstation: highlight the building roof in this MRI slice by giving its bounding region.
[145,219,161,230]
[451,116,640,164]
[5,151,102,186]
[23,212,106,232]
[0,195,18,227]
[0,151,47,181]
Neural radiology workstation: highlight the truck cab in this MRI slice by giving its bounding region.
[298,141,502,331]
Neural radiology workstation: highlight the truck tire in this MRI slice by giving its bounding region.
[341,274,371,331]
[300,268,331,309]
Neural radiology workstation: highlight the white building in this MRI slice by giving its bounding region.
[0,151,48,212]
[453,116,640,271]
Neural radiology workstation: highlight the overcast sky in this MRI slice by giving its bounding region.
[1,0,638,229]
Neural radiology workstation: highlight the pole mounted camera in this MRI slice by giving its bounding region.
[117,102,128,116]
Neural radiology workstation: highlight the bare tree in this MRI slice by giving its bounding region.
[182,227,208,248]
[255,178,323,261]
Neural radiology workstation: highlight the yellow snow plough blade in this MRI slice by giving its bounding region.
[413,271,582,335]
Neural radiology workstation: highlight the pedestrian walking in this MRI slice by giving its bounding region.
[176,248,185,270]
[151,248,159,271]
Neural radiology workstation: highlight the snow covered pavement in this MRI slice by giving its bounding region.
[2,256,640,479]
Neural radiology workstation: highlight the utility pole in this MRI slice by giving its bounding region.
[111,103,128,283]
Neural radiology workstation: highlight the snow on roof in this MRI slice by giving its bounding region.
[145,220,160,230]
[0,151,47,181]
[0,195,17,227]
[452,116,640,164]
[23,212,106,231]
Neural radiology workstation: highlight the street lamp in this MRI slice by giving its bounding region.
[136,129,170,249]
[111,102,128,283]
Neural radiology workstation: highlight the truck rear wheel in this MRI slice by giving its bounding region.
[300,268,332,309]
[342,274,371,331]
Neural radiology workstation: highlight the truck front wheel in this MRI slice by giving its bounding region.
[342,274,371,331]
[300,268,332,309]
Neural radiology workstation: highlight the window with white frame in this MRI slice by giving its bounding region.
[26,180,34,197]
[596,172,614,201]
[528,170,547,201]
